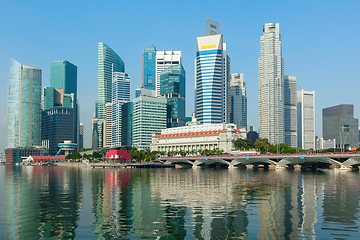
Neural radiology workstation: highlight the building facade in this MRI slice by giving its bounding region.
[7,58,42,148]
[258,23,284,145]
[79,123,84,150]
[284,75,297,148]
[230,73,247,129]
[155,50,182,97]
[121,102,134,148]
[150,123,245,154]
[133,96,167,149]
[323,104,358,148]
[142,46,156,90]
[297,90,315,149]
[97,42,125,148]
[103,102,113,148]
[160,64,186,128]
[195,28,230,124]
[111,72,131,148]
[206,18,220,36]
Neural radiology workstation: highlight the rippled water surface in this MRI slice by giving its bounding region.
[1,165,360,239]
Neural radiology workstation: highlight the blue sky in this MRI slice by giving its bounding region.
[0,0,359,151]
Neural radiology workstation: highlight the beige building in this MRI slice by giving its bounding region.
[150,123,246,154]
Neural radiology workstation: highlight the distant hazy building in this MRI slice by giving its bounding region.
[111,72,131,148]
[155,50,182,97]
[79,123,84,149]
[247,131,259,145]
[135,87,156,98]
[315,137,336,150]
[258,23,284,145]
[284,76,297,148]
[121,102,134,148]
[133,96,167,149]
[92,103,99,149]
[297,90,315,149]
[230,73,247,129]
[97,42,125,148]
[323,104,358,148]
[196,18,230,124]
[7,58,42,148]
[160,64,186,128]
[206,18,220,36]
[142,46,156,90]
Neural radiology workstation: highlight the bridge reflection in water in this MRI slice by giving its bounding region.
[160,153,360,170]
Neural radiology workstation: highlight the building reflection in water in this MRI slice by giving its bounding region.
[3,166,360,239]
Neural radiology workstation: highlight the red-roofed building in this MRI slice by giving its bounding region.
[150,123,246,154]
[106,150,131,163]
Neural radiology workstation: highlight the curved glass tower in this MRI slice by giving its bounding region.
[7,58,42,148]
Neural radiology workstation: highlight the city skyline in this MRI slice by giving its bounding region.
[1,1,359,151]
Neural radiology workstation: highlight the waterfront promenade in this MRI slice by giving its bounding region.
[159,152,360,169]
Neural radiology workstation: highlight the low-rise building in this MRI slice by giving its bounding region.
[150,123,246,154]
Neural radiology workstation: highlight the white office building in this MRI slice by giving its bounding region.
[155,50,182,97]
[297,90,315,149]
[284,76,297,148]
[111,72,131,148]
[258,23,284,145]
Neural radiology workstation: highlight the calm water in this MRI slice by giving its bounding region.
[1,166,360,239]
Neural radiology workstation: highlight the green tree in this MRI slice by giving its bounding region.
[233,138,253,150]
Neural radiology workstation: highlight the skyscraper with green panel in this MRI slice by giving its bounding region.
[160,64,186,128]
[97,42,125,148]
[50,60,79,146]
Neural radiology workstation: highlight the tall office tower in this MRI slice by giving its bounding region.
[121,102,134,147]
[160,64,186,128]
[79,123,84,149]
[297,90,315,149]
[230,73,247,129]
[258,23,284,145]
[196,19,230,124]
[103,102,113,148]
[284,76,297,148]
[133,96,167,149]
[111,72,131,148]
[50,61,78,146]
[206,18,220,36]
[7,58,42,148]
[142,46,156,90]
[155,50,182,97]
[97,42,125,148]
[41,87,75,154]
[323,104,358,148]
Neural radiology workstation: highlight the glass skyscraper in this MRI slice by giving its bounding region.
[142,46,156,90]
[230,73,247,129]
[160,64,186,128]
[111,72,131,148]
[258,23,284,145]
[7,58,42,148]
[121,102,133,147]
[97,42,125,148]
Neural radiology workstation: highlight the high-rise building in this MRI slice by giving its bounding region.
[155,50,182,97]
[103,102,113,148]
[230,73,247,129]
[160,64,186,128]
[7,58,42,148]
[142,46,156,90]
[206,18,220,36]
[97,42,125,148]
[323,104,358,149]
[133,96,167,149]
[135,87,156,98]
[79,123,84,150]
[121,102,134,148]
[297,90,315,149]
[92,102,99,149]
[284,76,297,148]
[111,72,131,148]
[50,61,78,143]
[195,19,230,125]
[258,23,284,145]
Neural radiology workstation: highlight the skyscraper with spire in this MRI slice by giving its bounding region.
[258,23,284,145]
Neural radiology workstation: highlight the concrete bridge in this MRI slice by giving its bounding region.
[159,153,360,170]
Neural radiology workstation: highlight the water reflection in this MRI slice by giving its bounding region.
[2,166,360,239]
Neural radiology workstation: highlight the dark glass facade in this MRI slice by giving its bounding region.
[142,46,156,90]
[41,108,74,155]
[121,102,133,147]
[160,64,186,128]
